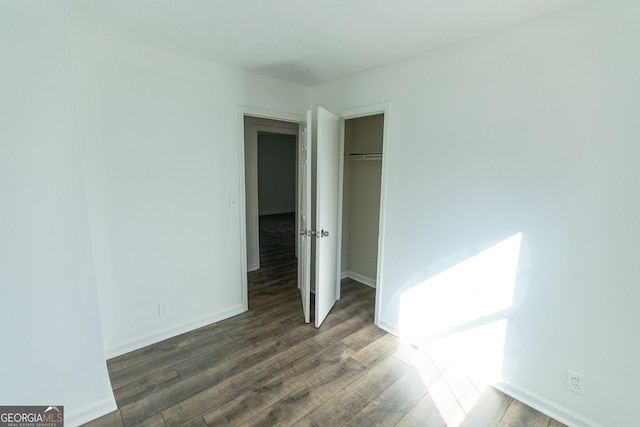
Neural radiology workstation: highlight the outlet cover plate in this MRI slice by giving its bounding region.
[158,301,169,316]
[567,370,585,395]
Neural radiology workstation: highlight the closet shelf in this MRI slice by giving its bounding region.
[349,153,382,161]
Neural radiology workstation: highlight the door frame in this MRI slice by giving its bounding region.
[337,102,391,327]
[237,106,304,311]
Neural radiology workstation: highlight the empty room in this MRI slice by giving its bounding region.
[2,1,639,426]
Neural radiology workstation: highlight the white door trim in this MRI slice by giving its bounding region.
[237,106,304,311]
[337,102,391,327]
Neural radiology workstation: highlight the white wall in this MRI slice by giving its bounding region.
[258,133,297,215]
[72,32,310,356]
[0,2,115,425]
[313,1,640,426]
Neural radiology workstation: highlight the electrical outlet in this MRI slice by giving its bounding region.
[567,370,585,395]
[158,301,169,317]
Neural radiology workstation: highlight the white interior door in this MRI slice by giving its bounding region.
[298,110,312,323]
[314,107,341,327]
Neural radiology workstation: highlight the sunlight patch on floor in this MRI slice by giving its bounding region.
[399,233,523,424]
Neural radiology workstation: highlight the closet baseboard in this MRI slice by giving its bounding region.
[342,271,376,288]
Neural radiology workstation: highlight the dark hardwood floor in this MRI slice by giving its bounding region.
[84,213,565,427]
[248,213,298,309]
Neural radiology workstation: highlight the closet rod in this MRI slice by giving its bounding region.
[349,153,382,161]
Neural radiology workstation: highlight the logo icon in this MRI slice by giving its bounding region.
[0,405,64,426]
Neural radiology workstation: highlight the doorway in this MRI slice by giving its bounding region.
[243,116,300,309]
[339,113,384,309]
[302,108,386,327]
[239,105,388,327]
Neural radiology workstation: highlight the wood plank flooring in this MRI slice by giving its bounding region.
[248,213,298,309]
[84,214,566,427]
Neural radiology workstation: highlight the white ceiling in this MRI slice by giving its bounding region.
[67,0,593,86]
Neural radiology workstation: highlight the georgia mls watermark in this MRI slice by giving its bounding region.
[0,406,63,427]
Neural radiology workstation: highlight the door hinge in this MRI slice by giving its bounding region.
[300,230,329,238]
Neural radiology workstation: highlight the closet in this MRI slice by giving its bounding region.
[340,114,384,288]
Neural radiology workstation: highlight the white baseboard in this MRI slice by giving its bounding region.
[105,304,246,359]
[247,263,259,272]
[342,271,376,288]
[376,315,400,337]
[65,390,117,427]
[493,381,600,427]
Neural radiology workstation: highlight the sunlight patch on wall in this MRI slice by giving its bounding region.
[399,232,522,384]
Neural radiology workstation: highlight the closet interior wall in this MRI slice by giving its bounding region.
[341,114,384,287]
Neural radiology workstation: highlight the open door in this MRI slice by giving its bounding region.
[314,107,341,327]
[298,110,312,323]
